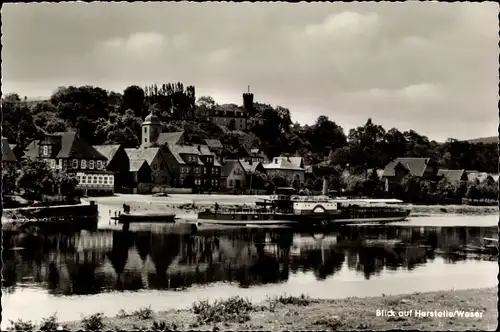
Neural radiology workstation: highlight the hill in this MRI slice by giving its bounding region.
[467,136,498,144]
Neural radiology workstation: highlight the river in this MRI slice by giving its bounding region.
[1,214,498,328]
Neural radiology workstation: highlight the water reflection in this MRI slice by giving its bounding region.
[2,225,497,296]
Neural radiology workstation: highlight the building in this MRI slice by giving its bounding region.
[221,159,247,190]
[382,157,438,185]
[244,148,268,164]
[437,169,468,184]
[9,143,25,160]
[208,91,254,131]
[263,156,305,186]
[24,132,114,195]
[2,137,18,169]
[93,144,131,191]
[239,159,266,190]
[129,160,153,187]
[125,147,170,185]
[197,144,222,192]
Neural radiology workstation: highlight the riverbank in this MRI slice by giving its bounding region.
[88,194,499,218]
[21,288,494,331]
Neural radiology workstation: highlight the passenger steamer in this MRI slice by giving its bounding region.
[197,187,411,226]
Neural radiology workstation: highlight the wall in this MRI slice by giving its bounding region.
[152,186,193,194]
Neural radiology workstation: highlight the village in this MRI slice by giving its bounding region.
[2,90,498,205]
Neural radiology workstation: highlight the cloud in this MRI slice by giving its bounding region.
[305,11,380,38]
[102,31,165,54]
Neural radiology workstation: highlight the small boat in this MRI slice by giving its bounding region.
[481,237,498,254]
[111,213,176,223]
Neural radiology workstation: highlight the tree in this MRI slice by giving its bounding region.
[2,166,18,195]
[16,159,54,200]
[53,171,78,198]
[228,119,236,131]
[271,175,290,188]
[436,178,457,200]
[122,85,146,118]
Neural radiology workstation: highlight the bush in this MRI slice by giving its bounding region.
[39,313,59,331]
[269,293,311,306]
[8,319,35,331]
[81,313,104,331]
[192,296,254,323]
[132,306,154,320]
[151,321,178,331]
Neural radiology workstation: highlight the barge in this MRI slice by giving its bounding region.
[197,187,411,226]
[111,213,176,223]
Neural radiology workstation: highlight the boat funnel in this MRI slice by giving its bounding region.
[322,177,328,196]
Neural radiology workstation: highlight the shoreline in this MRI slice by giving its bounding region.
[88,194,499,217]
[15,287,496,331]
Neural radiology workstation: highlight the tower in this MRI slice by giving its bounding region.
[141,110,162,148]
[243,85,254,113]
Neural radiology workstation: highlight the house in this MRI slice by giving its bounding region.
[2,137,18,168]
[239,159,266,189]
[243,148,268,164]
[263,156,305,186]
[196,144,222,192]
[152,131,204,188]
[382,157,438,184]
[204,139,224,162]
[129,160,153,186]
[208,91,253,131]
[125,147,170,185]
[24,132,114,195]
[93,144,131,191]
[221,159,247,190]
[9,143,25,160]
[437,169,468,184]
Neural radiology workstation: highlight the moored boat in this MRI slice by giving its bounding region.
[111,212,176,223]
[197,187,411,226]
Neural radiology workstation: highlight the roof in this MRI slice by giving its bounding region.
[156,131,184,147]
[2,138,17,162]
[437,169,466,183]
[143,112,160,125]
[174,145,204,165]
[23,133,106,160]
[264,157,305,171]
[56,133,106,159]
[239,159,263,174]
[382,158,430,177]
[287,156,304,168]
[467,171,494,183]
[125,147,161,166]
[9,144,17,150]
[221,160,246,177]
[367,168,385,179]
[204,139,223,149]
[129,159,150,172]
[93,145,121,164]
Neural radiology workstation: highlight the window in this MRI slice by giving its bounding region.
[202,167,206,175]
[104,177,108,184]
[98,176,103,184]
[72,159,78,169]
[77,176,81,183]
[152,175,155,182]
[89,160,95,169]
[144,127,147,133]
[42,146,48,156]
[97,161,103,169]
[109,176,114,185]
[81,160,86,169]
[153,163,157,170]
[229,180,233,186]
[81,176,86,184]
[50,159,56,168]
[58,159,62,169]
[195,167,199,174]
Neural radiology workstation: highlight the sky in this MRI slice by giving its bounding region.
[2,2,499,142]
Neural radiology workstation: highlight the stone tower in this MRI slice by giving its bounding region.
[141,110,162,148]
[243,85,254,115]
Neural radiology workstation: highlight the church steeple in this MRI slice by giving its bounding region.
[141,110,161,148]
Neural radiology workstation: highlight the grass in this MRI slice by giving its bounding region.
[39,287,497,331]
[81,313,104,331]
[191,296,254,323]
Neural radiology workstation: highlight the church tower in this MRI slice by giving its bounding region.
[141,110,162,148]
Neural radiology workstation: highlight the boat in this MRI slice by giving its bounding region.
[197,187,411,226]
[111,212,176,224]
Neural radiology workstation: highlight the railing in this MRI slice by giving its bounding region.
[207,207,294,215]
